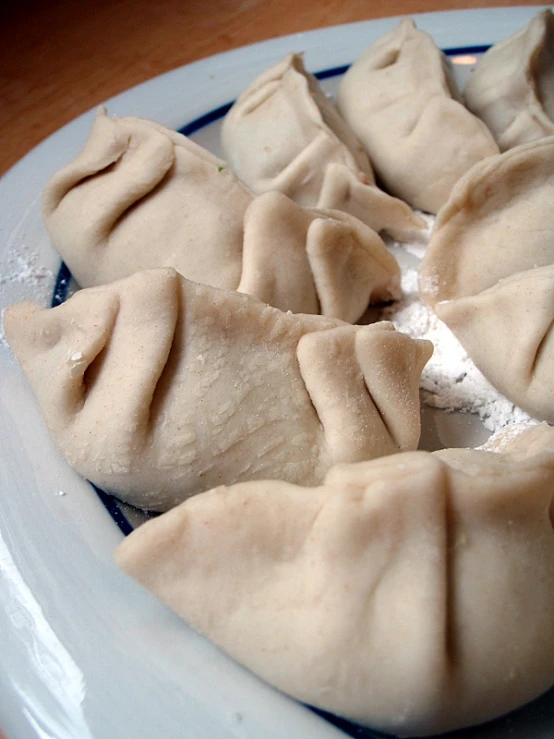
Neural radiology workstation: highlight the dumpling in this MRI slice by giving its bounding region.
[115,422,554,736]
[223,53,375,197]
[43,108,251,290]
[3,268,432,511]
[419,136,554,423]
[464,9,554,151]
[337,18,499,214]
[42,108,401,323]
[221,52,425,240]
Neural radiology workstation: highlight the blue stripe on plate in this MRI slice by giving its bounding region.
[311,708,388,738]
[180,102,234,137]
[315,64,350,80]
[445,44,490,55]
[93,485,135,536]
[51,261,73,308]
[50,46,489,739]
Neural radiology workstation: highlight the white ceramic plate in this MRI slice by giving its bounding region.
[2,7,554,739]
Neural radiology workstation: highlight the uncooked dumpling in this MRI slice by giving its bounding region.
[115,423,554,736]
[43,108,401,323]
[43,108,251,290]
[419,136,554,422]
[464,9,554,151]
[337,18,499,214]
[3,268,432,511]
[221,52,425,239]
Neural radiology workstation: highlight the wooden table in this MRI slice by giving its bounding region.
[0,2,549,738]
[0,0,549,178]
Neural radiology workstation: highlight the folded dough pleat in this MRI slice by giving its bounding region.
[43,108,402,322]
[435,267,554,420]
[316,163,425,242]
[115,423,554,736]
[337,18,499,214]
[222,52,375,197]
[42,110,176,247]
[464,9,554,151]
[44,108,251,291]
[4,268,432,511]
[297,322,429,464]
[221,52,425,238]
[237,190,401,320]
[420,136,554,421]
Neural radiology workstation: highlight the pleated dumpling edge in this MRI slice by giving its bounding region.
[419,136,554,423]
[115,422,554,736]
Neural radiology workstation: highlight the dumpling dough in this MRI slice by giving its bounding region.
[42,108,401,323]
[419,136,554,422]
[115,423,554,736]
[235,190,401,321]
[337,18,499,214]
[43,108,251,290]
[3,268,432,511]
[464,9,554,151]
[221,52,425,240]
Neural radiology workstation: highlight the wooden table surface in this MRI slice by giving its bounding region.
[0,0,549,179]
[0,1,550,738]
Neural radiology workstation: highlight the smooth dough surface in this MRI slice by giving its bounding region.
[4,268,432,511]
[116,423,554,736]
[222,52,425,239]
[337,18,499,214]
[419,136,554,422]
[464,9,554,151]
[43,108,401,322]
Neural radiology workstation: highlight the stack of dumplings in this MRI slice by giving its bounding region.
[4,10,554,738]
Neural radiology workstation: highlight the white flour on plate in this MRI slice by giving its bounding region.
[383,267,536,434]
[0,245,55,348]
